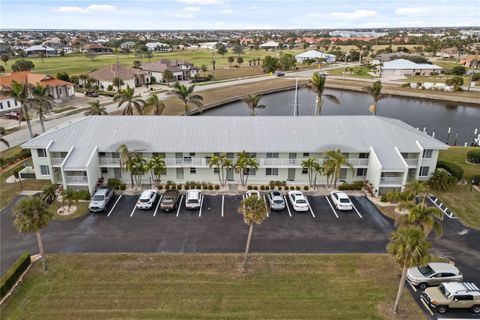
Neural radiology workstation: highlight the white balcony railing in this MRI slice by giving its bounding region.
[347,158,369,167]
[405,158,419,167]
[380,176,404,186]
[65,176,88,185]
[99,158,121,166]
[51,158,64,166]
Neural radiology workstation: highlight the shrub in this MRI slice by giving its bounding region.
[451,65,466,75]
[1,252,31,298]
[290,186,295,190]
[380,194,387,202]
[467,149,480,163]
[158,185,163,190]
[253,186,258,190]
[472,73,480,81]
[76,190,91,200]
[107,178,121,189]
[338,181,364,191]
[247,185,252,190]
[277,186,282,190]
[0,148,31,167]
[107,84,113,91]
[260,185,265,190]
[265,186,270,190]
[215,185,220,190]
[472,175,480,185]
[385,191,413,203]
[119,184,126,191]
[295,186,301,190]
[436,160,464,180]
[303,185,309,191]
[428,169,457,191]
[176,184,182,190]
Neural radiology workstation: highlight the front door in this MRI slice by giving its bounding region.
[176,168,184,180]
[226,168,234,181]
[288,168,296,181]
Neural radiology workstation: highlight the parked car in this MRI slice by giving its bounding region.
[246,190,261,198]
[421,282,480,314]
[330,191,353,211]
[407,263,463,290]
[275,71,285,77]
[267,191,285,211]
[160,190,180,212]
[287,191,309,212]
[88,187,113,212]
[84,91,99,97]
[5,111,20,120]
[185,189,202,210]
[136,189,157,210]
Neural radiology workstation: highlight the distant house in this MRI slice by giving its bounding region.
[25,45,57,56]
[459,54,480,68]
[145,42,171,52]
[295,50,336,64]
[80,43,113,54]
[0,71,74,113]
[436,47,460,59]
[87,63,149,90]
[375,52,413,62]
[120,41,136,50]
[381,59,442,77]
[0,40,12,54]
[140,59,198,83]
[259,41,280,50]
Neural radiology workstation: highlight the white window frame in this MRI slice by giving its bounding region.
[419,166,430,177]
[265,168,279,176]
[40,165,50,176]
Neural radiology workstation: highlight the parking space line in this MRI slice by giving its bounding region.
[307,197,315,218]
[283,195,292,217]
[198,195,204,217]
[325,196,339,218]
[351,202,363,219]
[107,195,122,217]
[221,195,224,217]
[407,279,417,292]
[176,195,184,217]
[153,195,162,217]
[263,195,269,217]
[420,298,434,316]
[129,202,137,217]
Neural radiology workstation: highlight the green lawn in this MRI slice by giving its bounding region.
[0,253,423,320]
[328,66,378,79]
[439,147,479,180]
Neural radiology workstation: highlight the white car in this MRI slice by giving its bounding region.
[287,191,309,212]
[330,191,353,211]
[185,189,202,210]
[246,190,261,198]
[136,189,157,210]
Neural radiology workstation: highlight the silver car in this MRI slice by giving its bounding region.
[88,187,113,212]
[407,262,463,290]
[267,191,286,210]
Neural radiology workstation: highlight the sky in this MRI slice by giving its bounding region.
[1,0,479,30]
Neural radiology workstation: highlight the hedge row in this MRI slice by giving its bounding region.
[467,149,480,163]
[436,160,464,180]
[338,181,364,191]
[0,252,31,298]
[0,149,31,168]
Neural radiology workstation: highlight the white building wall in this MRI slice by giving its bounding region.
[86,147,100,195]
[0,97,21,113]
[366,147,382,196]
[31,148,53,180]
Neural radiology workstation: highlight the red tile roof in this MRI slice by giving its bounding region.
[0,71,72,88]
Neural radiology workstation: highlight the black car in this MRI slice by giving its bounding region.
[84,91,99,97]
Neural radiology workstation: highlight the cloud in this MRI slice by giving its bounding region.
[52,4,116,14]
[176,0,222,4]
[219,8,233,14]
[330,10,377,19]
[184,6,200,12]
[395,6,431,16]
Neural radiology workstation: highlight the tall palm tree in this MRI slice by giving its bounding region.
[118,144,134,187]
[387,227,431,314]
[301,157,321,187]
[113,85,146,115]
[172,82,204,115]
[208,153,232,186]
[146,155,166,187]
[0,81,34,138]
[238,195,268,271]
[40,182,58,206]
[234,151,259,186]
[84,100,107,116]
[307,73,340,116]
[243,94,266,116]
[130,154,147,187]
[312,162,323,189]
[403,180,429,206]
[14,196,54,271]
[323,150,353,188]
[364,81,388,115]
[0,126,9,147]
[162,69,174,87]
[397,203,443,238]
[62,187,79,214]
[30,84,54,133]
[146,93,165,115]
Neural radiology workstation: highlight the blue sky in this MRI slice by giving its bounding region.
[1,0,479,30]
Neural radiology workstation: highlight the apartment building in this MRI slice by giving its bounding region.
[21,116,448,196]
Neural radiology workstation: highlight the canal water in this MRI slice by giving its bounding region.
[200,87,480,146]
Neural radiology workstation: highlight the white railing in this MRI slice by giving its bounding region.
[405,158,419,167]
[347,158,369,167]
[65,176,88,185]
[99,158,121,166]
[380,176,404,186]
[51,158,64,166]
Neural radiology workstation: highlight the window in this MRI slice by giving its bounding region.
[266,168,278,176]
[7,101,11,108]
[454,295,473,301]
[37,149,47,158]
[101,168,108,174]
[339,168,347,180]
[0,102,3,110]
[190,167,196,174]
[244,168,256,176]
[419,166,429,177]
[189,152,195,156]
[213,152,220,156]
[359,153,369,159]
[356,168,367,177]
[249,153,257,158]
[266,153,279,158]
[213,168,219,174]
[14,100,18,106]
[423,149,433,158]
[99,152,106,157]
[40,165,50,175]
[302,168,308,174]
[303,153,309,157]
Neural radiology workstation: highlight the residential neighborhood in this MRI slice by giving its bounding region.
[0,1,479,320]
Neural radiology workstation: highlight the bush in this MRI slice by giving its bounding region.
[119,184,126,191]
[253,186,258,190]
[158,185,163,190]
[0,148,31,167]
[289,186,294,190]
[1,252,31,298]
[295,186,301,190]
[107,178,122,189]
[467,149,480,163]
[436,160,464,180]
[107,85,113,91]
[277,186,282,190]
[303,186,309,191]
[215,185,220,190]
[428,169,457,191]
[76,190,91,200]
[451,65,466,75]
[338,181,364,191]
[176,184,182,190]
[260,185,265,190]
[247,185,252,190]
[265,186,270,190]
[472,175,480,185]
[472,73,480,81]
[380,194,387,202]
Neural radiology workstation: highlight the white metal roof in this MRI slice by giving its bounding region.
[383,59,442,70]
[259,41,279,47]
[22,116,448,170]
[295,50,335,59]
[25,45,55,52]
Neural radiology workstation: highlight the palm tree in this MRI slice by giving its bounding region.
[162,69,174,87]
[172,82,204,115]
[397,203,443,238]
[146,93,165,115]
[234,151,259,186]
[307,73,340,116]
[238,195,268,271]
[118,144,134,187]
[30,84,54,133]
[13,196,53,271]
[62,187,79,214]
[112,76,124,91]
[130,154,147,187]
[403,180,429,206]
[312,162,323,189]
[40,182,58,205]
[113,85,146,115]
[200,64,208,78]
[323,150,352,188]
[208,153,232,186]
[364,81,388,115]
[0,81,34,138]
[243,94,266,116]
[301,157,320,187]
[147,156,166,187]
[387,227,431,314]
[84,100,107,116]
[0,126,9,147]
